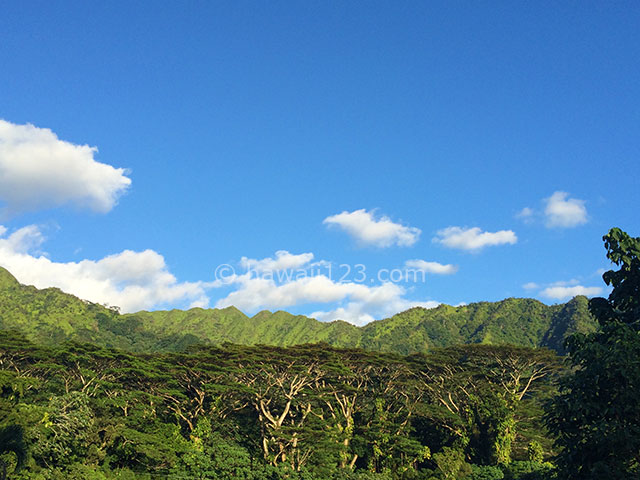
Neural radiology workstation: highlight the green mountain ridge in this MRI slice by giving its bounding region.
[0,266,598,353]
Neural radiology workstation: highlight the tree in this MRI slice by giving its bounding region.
[0,424,27,480]
[413,345,559,467]
[30,391,97,469]
[431,446,471,479]
[589,227,640,327]
[545,228,640,479]
[169,417,262,480]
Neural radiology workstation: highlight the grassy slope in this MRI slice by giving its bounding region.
[0,266,597,353]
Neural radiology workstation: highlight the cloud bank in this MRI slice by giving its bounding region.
[0,225,209,312]
[0,232,438,326]
[214,250,438,325]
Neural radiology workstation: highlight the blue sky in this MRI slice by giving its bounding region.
[0,2,638,324]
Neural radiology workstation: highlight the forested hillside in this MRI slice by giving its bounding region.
[0,266,597,354]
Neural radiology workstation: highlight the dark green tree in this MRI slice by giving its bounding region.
[546,228,640,479]
[589,227,640,327]
[0,424,26,480]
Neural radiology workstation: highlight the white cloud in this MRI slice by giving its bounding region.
[527,277,603,300]
[434,226,517,251]
[544,191,587,228]
[240,250,314,273]
[540,285,602,300]
[214,250,439,325]
[323,209,421,247]
[311,305,377,326]
[312,296,439,326]
[516,207,536,224]
[516,207,534,219]
[216,274,362,311]
[0,226,441,325]
[404,259,458,275]
[548,279,580,288]
[0,119,131,215]
[0,224,209,312]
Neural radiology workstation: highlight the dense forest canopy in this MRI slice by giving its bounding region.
[0,334,561,479]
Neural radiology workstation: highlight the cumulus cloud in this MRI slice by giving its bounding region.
[0,224,209,312]
[214,250,438,325]
[544,191,588,228]
[240,250,314,273]
[0,119,131,215]
[540,285,602,300]
[433,226,517,252]
[323,209,421,247]
[216,274,361,311]
[404,259,458,275]
[522,282,539,290]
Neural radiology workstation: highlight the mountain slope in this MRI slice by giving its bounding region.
[358,297,596,354]
[0,266,598,353]
[128,307,361,348]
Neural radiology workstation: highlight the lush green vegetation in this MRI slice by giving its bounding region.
[0,267,596,355]
[0,334,561,479]
[545,228,640,479]
[0,227,637,478]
